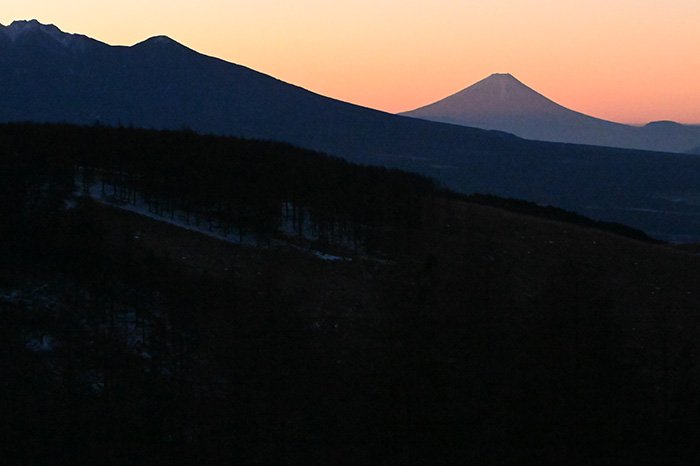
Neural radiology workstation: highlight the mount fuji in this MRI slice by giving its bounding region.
[401,73,700,153]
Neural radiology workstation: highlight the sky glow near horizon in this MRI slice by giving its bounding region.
[3,0,700,124]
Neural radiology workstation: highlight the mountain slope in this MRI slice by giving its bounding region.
[0,20,522,164]
[401,73,700,153]
[5,20,700,241]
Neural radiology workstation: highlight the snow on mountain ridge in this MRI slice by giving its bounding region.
[1,19,184,53]
[411,73,577,120]
[1,19,88,50]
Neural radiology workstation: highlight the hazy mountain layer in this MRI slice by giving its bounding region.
[401,73,700,153]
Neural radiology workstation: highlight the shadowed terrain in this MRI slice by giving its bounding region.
[2,124,700,464]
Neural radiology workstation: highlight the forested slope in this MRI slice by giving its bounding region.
[2,124,700,465]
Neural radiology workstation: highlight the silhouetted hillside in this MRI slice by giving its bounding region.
[460,193,661,243]
[3,123,700,464]
[0,123,656,246]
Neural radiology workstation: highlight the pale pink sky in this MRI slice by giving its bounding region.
[4,0,700,124]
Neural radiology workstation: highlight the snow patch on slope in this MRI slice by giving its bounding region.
[76,180,353,262]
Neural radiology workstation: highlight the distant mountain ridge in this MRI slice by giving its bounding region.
[5,20,700,241]
[0,20,521,160]
[401,73,700,153]
[0,19,96,51]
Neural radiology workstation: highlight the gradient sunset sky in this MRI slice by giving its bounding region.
[4,0,700,124]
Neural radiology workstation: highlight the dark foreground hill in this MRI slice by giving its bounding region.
[2,124,700,464]
[5,20,700,241]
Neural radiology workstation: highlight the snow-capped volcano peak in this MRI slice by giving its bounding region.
[406,73,566,120]
[484,72,517,81]
[400,72,700,152]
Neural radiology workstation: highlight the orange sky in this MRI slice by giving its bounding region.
[3,1,700,124]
